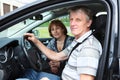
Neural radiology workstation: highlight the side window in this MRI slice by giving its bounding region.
[33,25,50,38]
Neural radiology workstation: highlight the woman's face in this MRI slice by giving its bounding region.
[50,24,64,39]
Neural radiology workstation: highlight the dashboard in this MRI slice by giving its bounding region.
[0,37,31,80]
[0,40,18,63]
[0,37,48,80]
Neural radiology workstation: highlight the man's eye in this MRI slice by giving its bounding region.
[70,18,73,21]
[76,19,81,22]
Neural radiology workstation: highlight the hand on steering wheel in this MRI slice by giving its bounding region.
[22,33,42,71]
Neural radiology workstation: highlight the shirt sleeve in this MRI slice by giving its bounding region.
[62,42,75,56]
[77,46,101,76]
[62,46,70,57]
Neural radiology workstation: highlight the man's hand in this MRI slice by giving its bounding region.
[24,33,38,44]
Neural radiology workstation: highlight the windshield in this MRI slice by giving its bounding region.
[0,0,48,38]
[0,19,35,38]
[0,11,51,38]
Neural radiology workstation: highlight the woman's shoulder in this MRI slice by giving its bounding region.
[67,35,74,41]
[49,38,56,43]
[46,38,56,46]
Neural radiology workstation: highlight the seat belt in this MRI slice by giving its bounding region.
[68,32,93,59]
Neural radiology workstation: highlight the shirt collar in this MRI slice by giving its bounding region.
[75,30,92,43]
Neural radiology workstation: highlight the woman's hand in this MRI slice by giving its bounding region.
[49,60,60,74]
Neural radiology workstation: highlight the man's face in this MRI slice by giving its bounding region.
[69,10,92,39]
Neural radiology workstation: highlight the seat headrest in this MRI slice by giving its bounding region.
[90,15,107,31]
[95,15,107,31]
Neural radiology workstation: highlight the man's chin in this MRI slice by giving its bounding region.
[71,32,77,36]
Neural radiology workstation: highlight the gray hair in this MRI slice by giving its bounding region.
[68,6,93,20]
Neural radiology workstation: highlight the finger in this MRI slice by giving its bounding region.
[24,33,32,39]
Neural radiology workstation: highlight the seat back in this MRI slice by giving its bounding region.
[93,14,107,80]
[91,14,107,47]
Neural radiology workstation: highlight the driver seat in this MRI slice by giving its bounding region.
[93,14,107,80]
[91,14,107,47]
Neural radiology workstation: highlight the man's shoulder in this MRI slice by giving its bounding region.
[82,35,102,53]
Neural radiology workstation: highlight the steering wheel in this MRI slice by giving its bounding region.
[21,36,42,71]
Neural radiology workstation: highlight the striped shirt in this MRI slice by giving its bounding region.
[62,30,102,80]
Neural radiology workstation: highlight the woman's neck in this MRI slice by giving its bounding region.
[57,35,66,43]
[56,35,67,51]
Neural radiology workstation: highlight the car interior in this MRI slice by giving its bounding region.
[0,1,109,80]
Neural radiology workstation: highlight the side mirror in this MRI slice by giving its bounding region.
[32,30,40,37]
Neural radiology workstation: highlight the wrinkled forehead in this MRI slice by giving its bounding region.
[70,9,87,15]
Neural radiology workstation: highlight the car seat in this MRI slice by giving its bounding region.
[91,14,107,47]
[92,14,107,80]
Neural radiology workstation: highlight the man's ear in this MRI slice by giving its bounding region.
[87,20,92,28]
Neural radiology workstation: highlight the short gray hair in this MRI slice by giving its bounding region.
[69,6,93,20]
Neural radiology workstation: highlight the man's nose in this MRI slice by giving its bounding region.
[70,20,76,26]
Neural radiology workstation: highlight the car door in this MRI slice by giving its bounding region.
[95,0,120,80]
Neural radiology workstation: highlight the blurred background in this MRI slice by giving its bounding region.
[0,0,38,16]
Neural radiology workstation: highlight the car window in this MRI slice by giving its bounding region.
[0,11,51,38]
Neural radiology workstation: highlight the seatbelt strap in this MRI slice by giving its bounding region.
[68,42,81,58]
[68,32,94,59]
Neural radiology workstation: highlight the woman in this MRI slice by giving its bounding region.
[45,19,73,76]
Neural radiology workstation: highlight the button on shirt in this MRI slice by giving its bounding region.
[61,30,102,80]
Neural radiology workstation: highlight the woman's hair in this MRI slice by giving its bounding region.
[48,19,67,37]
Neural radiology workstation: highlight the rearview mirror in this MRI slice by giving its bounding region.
[30,14,43,20]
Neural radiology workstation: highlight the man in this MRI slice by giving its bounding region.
[24,6,102,80]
